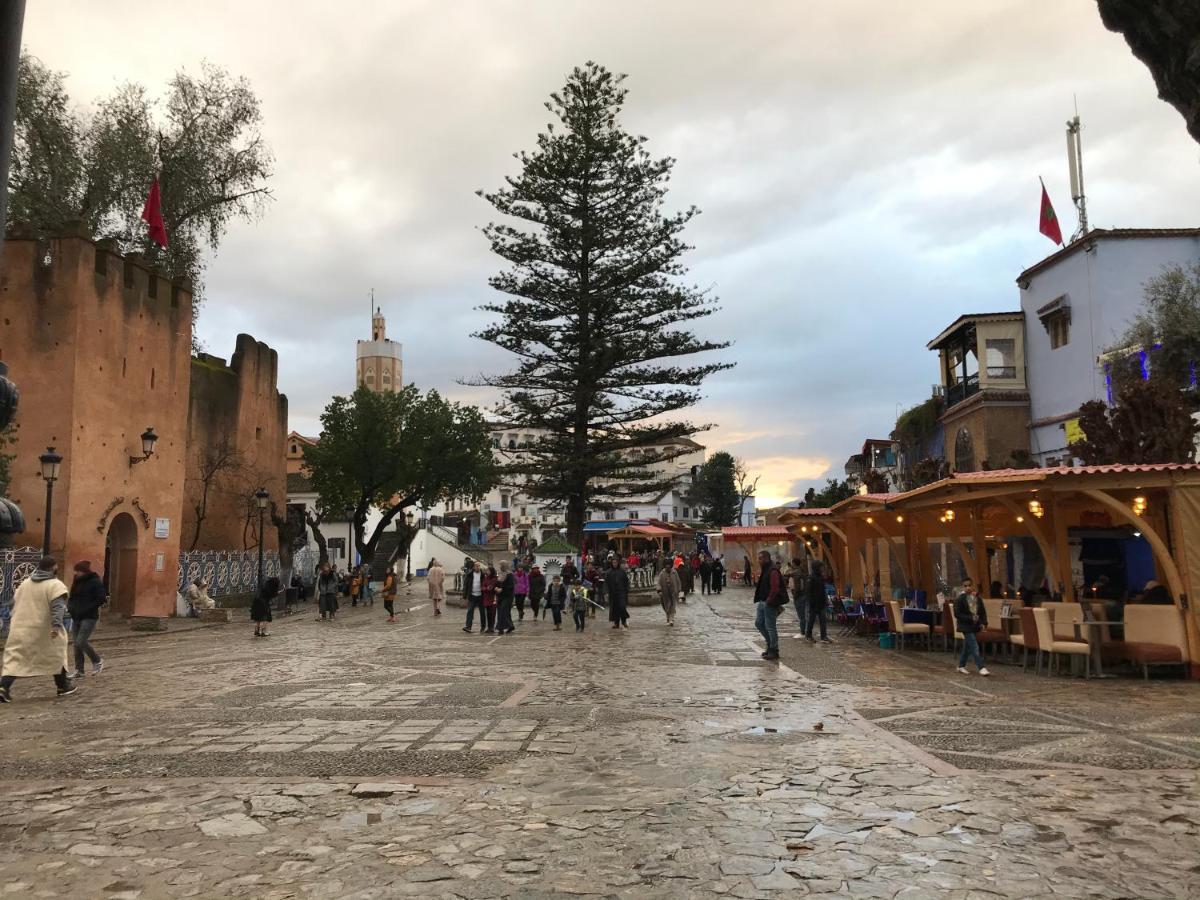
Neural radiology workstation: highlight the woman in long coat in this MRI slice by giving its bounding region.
[427,558,445,616]
[0,557,74,702]
[496,562,516,635]
[604,559,630,629]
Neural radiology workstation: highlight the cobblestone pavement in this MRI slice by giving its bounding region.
[1,586,1199,898]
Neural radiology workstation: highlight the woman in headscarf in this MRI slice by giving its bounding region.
[527,565,546,620]
[426,558,445,616]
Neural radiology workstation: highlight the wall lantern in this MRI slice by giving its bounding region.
[255,486,270,510]
[129,426,159,466]
[942,508,955,522]
[39,445,63,482]
[1132,495,1148,517]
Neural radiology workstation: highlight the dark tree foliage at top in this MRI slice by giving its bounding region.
[471,62,731,544]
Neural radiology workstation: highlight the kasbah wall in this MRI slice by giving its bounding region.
[0,229,286,618]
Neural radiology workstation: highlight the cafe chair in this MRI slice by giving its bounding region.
[1032,607,1089,677]
[886,600,931,651]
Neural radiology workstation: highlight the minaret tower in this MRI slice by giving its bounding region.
[356,305,403,393]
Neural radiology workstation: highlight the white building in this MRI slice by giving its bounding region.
[438,432,712,545]
[1018,228,1200,464]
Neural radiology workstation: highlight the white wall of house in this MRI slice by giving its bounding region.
[1020,231,1200,464]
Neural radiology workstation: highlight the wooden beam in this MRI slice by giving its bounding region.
[994,497,1062,593]
[861,517,911,586]
[1047,495,1076,602]
[1080,488,1186,602]
[968,503,989,589]
[926,510,974,581]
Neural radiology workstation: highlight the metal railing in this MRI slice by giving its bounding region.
[945,373,980,407]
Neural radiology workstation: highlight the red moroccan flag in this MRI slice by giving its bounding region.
[1038,179,1063,246]
[141,177,169,248]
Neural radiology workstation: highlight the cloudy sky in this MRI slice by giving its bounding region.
[23,1,1200,506]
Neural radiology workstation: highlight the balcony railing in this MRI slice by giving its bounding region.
[945,373,980,407]
[986,366,1017,380]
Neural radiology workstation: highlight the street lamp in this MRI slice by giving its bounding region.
[38,446,62,555]
[405,509,415,581]
[255,487,269,588]
[129,426,158,466]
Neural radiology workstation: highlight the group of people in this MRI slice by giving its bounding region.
[0,557,108,703]
[752,553,834,660]
[308,558,446,625]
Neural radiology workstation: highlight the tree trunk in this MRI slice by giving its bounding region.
[306,514,329,568]
[566,495,586,550]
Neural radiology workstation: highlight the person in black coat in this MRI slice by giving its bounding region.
[67,561,107,677]
[604,559,630,629]
[251,576,279,638]
[804,560,831,643]
[496,562,516,635]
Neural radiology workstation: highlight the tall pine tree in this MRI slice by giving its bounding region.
[473,63,730,545]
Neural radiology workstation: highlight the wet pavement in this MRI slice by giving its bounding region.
[1,585,1198,898]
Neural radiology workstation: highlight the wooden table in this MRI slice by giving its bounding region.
[1072,620,1122,678]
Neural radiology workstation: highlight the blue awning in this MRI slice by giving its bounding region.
[583,521,629,532]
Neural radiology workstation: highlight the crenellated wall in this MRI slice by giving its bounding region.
[0,232,192,617]
[182,335,288,552]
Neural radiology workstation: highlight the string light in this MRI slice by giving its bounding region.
[1132,495,1148,516]
[1028,499,1045,519]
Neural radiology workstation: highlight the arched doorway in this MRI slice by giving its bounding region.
[104,513,139,617]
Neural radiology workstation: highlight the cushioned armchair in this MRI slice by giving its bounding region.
[1102,605,1188,680]
[886,600,931,651]
[1033,607,1090,677]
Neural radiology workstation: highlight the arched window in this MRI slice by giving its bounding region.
[954,427,975,473]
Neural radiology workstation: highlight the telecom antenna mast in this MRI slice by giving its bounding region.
[1066,114,1088,241]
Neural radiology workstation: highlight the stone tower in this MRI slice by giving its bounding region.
[356,307,403,393]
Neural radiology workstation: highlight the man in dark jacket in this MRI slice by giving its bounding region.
[754,551,786,660]
[604,558,630,629]
[67,561,107,678]
[953,578,990,675]
[496,561,516,635]
[805,561,831,643]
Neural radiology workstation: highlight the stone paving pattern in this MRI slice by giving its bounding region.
[0,585,1198,897]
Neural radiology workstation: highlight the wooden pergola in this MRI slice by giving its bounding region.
[779,465,1200,677]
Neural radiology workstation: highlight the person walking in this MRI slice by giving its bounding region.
[382,566,398,623]
[251,576,278,637]
[544,574,567,630]
[743,555,752,588]
[0,557,75,702]
[712,556,725,594]
[349,569,362,607]
[678,555,694,600]
[804,561,831,643]
[316,563,339,621]
[427,558,445,616]
[753,550,786,661]
[463,561,485,633]
[657,562,681,626]
[482,565,498,633]
[787,557,808,640]
[496,561,516,635]
[67,561,106,678]
[513,563,530,621]
[570,579,588,632]
[527,565,546,621]
[561,556,578,584]
[699,556,712,595]
[604,557,630,630]
[953,578,990,676]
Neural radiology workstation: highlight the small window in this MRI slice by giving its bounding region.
[954,427,975,473]
[662,511,670,522]
[255,427,263,440]
[291,444,298,454]
[150,367,155,389]
[1048,316,1069,349]
[508,439,516,450]
[491,438,499,449]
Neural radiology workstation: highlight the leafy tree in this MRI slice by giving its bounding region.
[470,62,730,545]
[802,478,855,509]
[861,469,891,494]
[303,386,497,569]
[1071,264,1200,465]
[0,422,17,492]
[1111,263,1200,391]
[689,452,740,527]
[1071,379,1198,465]
[10,54,272,336]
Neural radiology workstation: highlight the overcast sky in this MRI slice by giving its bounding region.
[22,1,1200,506]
